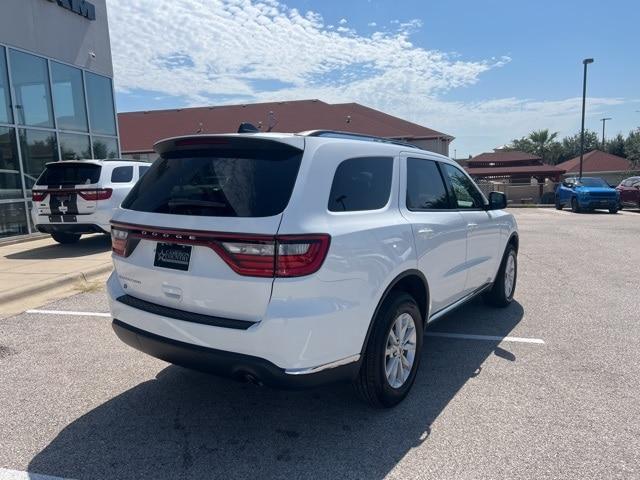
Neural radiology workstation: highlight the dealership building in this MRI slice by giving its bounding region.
[0,0,118,239]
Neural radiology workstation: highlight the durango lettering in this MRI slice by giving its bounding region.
[46,0,96,21]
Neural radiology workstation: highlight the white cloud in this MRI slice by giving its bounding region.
[107,0,625,155]
[367,22,377,27]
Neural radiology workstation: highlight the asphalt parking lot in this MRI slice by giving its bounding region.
[1,208,639,480]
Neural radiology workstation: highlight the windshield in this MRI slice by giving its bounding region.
[575,178,608,188]
[122,145,302,217]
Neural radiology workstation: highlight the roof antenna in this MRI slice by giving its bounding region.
[238,122,259,133]
[196,122,203,133]
[267,111,278,132]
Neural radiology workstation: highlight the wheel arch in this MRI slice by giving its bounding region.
[359,269,430,356]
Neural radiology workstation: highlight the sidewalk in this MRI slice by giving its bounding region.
[0,234,112,317]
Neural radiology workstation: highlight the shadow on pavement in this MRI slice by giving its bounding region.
[5,234,111,260]
[29,299,524,480]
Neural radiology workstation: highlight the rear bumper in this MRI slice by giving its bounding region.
[112,319,360,389]
[35,223,109,234]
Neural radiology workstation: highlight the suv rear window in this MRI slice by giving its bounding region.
[36,163,101,186]
[328,157,393,212]
[122,145,302,217]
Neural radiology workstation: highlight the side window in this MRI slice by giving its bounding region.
[328,157,393,212]
[111,166,133,183]
[138,165,150,177]
[406,158,450,210]
[441,163,485,209]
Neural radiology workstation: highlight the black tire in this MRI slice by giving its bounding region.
[483,245,517,308]
[609,207,618,214]
[555,197,562,210]
[355,292,423,408]
[571,197,580,213]
[51,232,81,244]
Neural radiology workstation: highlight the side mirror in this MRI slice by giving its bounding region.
[487,191,507,210]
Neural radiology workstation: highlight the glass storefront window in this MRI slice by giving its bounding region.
[51,62,88,132]
[19,129,58,190]
[85,72,116,135]
[92,136,119,159]
[0,47,13,124]
[9,50,54,128]
[59,132,91,160]
[0,126,23,201]
[0,201,28,238]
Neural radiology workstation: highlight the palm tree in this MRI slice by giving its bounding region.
[527,129,558,163]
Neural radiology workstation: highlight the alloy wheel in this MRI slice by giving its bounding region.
[384,312,417,389]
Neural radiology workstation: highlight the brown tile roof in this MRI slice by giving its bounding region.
[556,150,632,173]
[118,99,452,153]
[468,150,542,165]
[466,164,566,177]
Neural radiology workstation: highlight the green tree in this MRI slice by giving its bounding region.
[605,133,626,157]
[527,129,559,162]
[560,130,600,162]
[625,129,640,169]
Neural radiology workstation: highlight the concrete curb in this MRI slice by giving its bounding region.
[0,263,112,305]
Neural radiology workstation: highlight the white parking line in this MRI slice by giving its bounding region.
[26,309,111,318]
[0,468,74,480]
[426,332,545,344]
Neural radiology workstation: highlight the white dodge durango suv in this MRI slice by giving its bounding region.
[108,131,518,407]
[31,159,151,243]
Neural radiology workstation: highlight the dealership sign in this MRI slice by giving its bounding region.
[46,0,96,21]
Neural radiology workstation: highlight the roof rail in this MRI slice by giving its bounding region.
[299,130,421,149]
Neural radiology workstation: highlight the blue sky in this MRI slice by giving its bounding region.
[110,0,639,157]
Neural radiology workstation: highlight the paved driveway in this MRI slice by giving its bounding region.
[0,209,638,479]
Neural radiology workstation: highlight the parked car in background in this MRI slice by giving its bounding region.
[616,176,640,210]
[108,130,519,408]
[555,176,619,213]
[31,160,151,244]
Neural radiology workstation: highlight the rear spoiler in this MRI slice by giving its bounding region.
[154,134,305,156]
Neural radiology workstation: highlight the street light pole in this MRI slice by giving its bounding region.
[579,58,594,179]
[600,117,611,150]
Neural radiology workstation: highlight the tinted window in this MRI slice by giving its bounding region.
[9,50,54,128]
[93,136,119,159]
[51,62,88,132]
[442,163,485,209]
[122,145,302,217]
[85,73,116,135]
[18,129,59,188]
[36,163,101,186]
[0,127,22,200]
[406,158,450,210]
[138,166,150,177]
[328,157,393,212]
[59,133,91,160]
[111,166,133,183]
[0,47,12,124]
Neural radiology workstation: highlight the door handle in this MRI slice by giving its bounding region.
[467,223,478,230]
[417,227,434,235]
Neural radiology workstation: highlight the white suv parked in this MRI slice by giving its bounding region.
[108,131,518,407]
[31,159,151,244]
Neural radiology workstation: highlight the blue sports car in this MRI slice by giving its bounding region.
[555,177,619,213]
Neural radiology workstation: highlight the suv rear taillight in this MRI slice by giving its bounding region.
[78,188,112,201]
[217,235,330,277]
[110,223,330,278]
[32,191,46,202]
